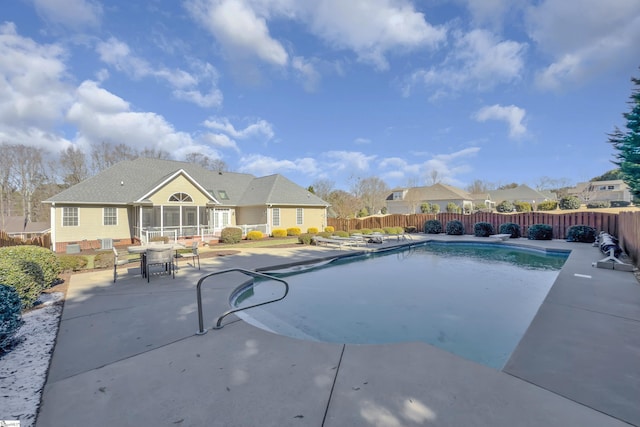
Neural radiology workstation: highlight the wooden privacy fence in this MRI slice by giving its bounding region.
[328,212,620,241]
[619,211,640,266]
[0,230,51,249]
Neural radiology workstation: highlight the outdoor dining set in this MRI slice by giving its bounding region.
[113,241,200,282]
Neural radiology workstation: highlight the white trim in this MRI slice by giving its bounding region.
[135,169,221,204]
[103,206,118,226]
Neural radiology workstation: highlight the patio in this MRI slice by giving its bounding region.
[36,237,640,426]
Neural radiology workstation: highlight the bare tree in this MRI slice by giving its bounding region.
[11,145,47,221]
[59,145,89,187]
[90,141,138,174]
[184,152,229,172]
[0,143,16,227]
[351,176,389,215]
[140,147,171,159]
[327,190,359,219]
[309,179,334,202]
[466,179,494,194]
[427,169,441,185]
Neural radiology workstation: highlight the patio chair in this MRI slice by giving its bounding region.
[113,247,142,283]
[146,247,175,282]
[175,241,201,270]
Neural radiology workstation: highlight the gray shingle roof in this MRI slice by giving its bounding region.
[44,158,327,207]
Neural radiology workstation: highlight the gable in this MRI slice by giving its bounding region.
[145,174,213,205]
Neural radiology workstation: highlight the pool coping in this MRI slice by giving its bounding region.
[35,235,640,427]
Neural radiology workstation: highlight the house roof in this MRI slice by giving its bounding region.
[44,158,328,207]
[487,184,550,203]
[395,183,472,201]
[1,216,51,234]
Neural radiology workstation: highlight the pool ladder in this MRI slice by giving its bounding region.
[195,268,289,335]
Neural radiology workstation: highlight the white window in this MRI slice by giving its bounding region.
[296,208,303,225]
[62,207,78,227]
[272,208,280,227]
[103,207,117,225]
[393,191,403,200]
[169,192,193,202]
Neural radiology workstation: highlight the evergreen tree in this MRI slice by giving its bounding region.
[609,71,640,198]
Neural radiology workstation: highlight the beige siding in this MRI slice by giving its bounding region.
[54,205,132,243]
[271,206,325,232]
[237,206,267,225]
[148,175,210,205]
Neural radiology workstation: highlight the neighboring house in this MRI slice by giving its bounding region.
[486,184,553,208]
[386,183,474,214]
[0,216,51,239]
[568,180,632,204]
[44,158,329,253]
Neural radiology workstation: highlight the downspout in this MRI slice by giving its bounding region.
[50,203,56,252]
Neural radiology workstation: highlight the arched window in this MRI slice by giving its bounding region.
[169,192,193,202]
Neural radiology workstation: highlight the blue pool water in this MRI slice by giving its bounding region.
[233,242,568,369]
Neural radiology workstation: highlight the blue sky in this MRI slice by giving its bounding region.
[2,0,639,191]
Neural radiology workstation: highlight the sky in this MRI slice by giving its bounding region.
[1,0,640,192]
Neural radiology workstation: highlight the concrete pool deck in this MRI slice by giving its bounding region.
[36,235,640,426]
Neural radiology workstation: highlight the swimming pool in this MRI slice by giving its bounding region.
[232,242,569,369]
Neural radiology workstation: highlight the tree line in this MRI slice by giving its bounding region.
[0,141,228,224]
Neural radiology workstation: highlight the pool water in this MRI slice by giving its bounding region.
[233,242,568,369]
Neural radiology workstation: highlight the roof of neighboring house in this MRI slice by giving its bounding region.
[44,158,328,207]
[1,216,51,234]
[487,184,550,203]
[390,183,472,201]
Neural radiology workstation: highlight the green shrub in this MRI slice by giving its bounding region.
[317,231,332,238]
[513,201,532,212]
[446,220,465,235]
[537,200,558,211]
[499,222,521,238]
[57,254,89,272]
[566,225,597,243]
[0,246,61,288]
[307,227,319,234]
[324,226,335,233]
[371,228,384,234]
[286,227,302,236]
[298,233,314,245]
[429,204,441,214]
[423,219,443,234]
[0,284,24,353]
[271,229,287,238]
[559,196,581,210]
[246,230,264,240]
[496,200,514,213]
[348,229,360,235]
[446,202,460,213]
[357,208,369,217]
[586,201,611,209]
[473,222,494,237]
[0,257,45,310]
[360,228,372,235]
[420,203,431,213]
[528,224,553,240]
[221,227,243,243]
[610,200,631,207]
[334,230,349,237]
[383,227,397,234]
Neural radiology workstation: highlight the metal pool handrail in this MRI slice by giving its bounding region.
[195,268,289,335]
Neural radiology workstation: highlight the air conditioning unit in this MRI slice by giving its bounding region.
[99,238,113,250]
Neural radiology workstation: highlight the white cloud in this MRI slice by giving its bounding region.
[32,0,102,29]
[0,23,74,148]
[324,151,377,171]
[403,29,526,96]
[185,0,289,66]
[526,0,640,89]
[199,133,239,151]
[292,56,321,92]
[202,117,274,140]
[96,37,223,107]
[473,104,527,139]
[66,80,196,156]
[303,0,446,70]
[238,153,319,176]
